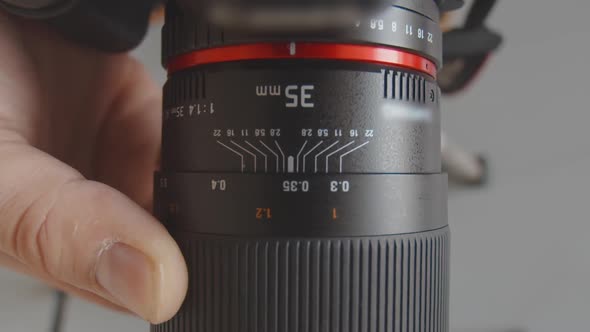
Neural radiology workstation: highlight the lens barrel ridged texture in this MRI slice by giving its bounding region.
[162,1,224,64]
[152,227,449,332]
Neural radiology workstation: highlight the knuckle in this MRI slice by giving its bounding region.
[0,146,104,286]
[10,188,62,277]
[0,147,127,289]
[0,177,85,281]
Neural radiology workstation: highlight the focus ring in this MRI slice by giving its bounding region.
[153,227,450,332]
[155,173,448,237]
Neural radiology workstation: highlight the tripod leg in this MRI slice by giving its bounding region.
[50,290,68,332]
[442,133,488,186]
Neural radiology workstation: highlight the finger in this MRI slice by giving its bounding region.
[94,58,162,210]
[1,12,162,209]
[0,142,188,324]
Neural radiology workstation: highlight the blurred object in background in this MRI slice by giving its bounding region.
[440,0,502,94]
[440,0,501,186]
[443,134,488,186]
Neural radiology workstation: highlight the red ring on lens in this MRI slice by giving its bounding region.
[167,42,437,78]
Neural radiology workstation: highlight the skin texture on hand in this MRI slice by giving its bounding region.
[0,12,188,324]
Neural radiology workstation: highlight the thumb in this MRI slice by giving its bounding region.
[0,142,187,324]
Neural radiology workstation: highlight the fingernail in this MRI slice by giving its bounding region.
[96,243,158,320]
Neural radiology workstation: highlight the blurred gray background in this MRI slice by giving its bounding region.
[1,1,589,331]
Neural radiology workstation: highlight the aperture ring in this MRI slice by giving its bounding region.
[163,2,442,67]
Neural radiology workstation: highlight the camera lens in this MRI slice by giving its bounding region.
[154,1,449,331]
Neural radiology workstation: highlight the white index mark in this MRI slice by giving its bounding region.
[289,42,297,56]
[275,141,286,173]
[314,141,340,174]
[287,156,295,173]
[339,141,371,173]
[260,141,280,173]
[325,141,356,173]
[245,141,268,173]
[302,141,324,174]
[231,141,257,173]
[217,141,245,172]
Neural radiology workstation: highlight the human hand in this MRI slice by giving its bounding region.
[0,12,187,324]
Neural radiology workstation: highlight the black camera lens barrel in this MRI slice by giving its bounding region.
[154,1,450,331]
